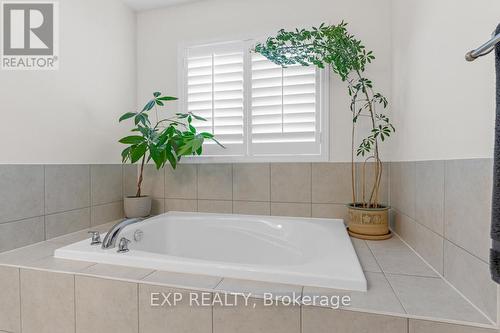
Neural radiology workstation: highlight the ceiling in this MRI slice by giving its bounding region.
[122,0,204,11]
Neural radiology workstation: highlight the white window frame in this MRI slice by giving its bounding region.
[177,39,330,163]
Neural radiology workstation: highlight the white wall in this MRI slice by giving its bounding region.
[137,0,393,162]
[0,0,136,164]
[391,0,500,161]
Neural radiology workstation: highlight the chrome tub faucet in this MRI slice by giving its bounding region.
[101,218,143,249]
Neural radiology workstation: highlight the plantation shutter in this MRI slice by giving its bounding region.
[250,53,321,156]
[185,42,246,156]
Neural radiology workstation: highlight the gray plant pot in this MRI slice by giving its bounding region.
[124,196,152,218]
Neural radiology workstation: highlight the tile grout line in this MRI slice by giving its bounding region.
[310,162,312,217]
[365,240,409,315]
[442,160,446,276]
[391,229,496,325]
[231,163,234,213]
[74,274,77,333]
[196,165,199,212]
[137,283,140,333]
[395,207,489,266]
[43,164,47,241]
[88,165,92,229]
[43,164,47,217]
[18,268,22,333]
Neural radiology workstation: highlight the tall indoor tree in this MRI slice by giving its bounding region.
[255,22,395,239]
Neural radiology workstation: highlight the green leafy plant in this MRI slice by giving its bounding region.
[119,92,224,197]
[255,22,394,208]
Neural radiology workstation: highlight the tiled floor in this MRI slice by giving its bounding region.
[0,229,495,329]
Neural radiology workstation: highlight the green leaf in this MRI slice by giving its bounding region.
[191,114,207,121]
[153,92,161,97]
[119,112,136,122]
[165,149,177,169]
[157,96,178,101]
[142,100,155,112]
[149,144,163,169]
[156,100,164,106]
[121,146,132,162]
[119,136,144,145]
[130,143,147,163]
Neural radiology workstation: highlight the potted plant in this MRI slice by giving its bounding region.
[255,22,395,240]
[119,92,223,218]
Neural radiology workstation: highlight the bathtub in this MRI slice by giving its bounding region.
[55,212,367,291]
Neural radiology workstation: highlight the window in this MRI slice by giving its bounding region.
[179,40,329,162]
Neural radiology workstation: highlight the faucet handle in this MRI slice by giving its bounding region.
[88,231,102,245]
[117,237,131,253]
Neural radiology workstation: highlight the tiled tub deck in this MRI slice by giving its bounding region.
[0,222,497,333]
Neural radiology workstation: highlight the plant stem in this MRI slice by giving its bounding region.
[356,70,381,207]
[351,87,357,205]
[136,155,146,197]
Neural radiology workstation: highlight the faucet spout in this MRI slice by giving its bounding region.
[101,218,143,249]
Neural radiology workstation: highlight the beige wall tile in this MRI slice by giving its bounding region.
[415,161,444,235]
[142,271,221,290]
[311,203,347,219]
[386,274,490,324]
[165,164,197,199]
[213,298,300,333]
[75,276,138,333]
[302,307,407,333]
[444,240,497,322]
[49,229,94,246]
[79,263,153,280]
[271,203,311,217]
[409,319,497,333]
[233,201,270,215]
[139,284,212,333]
[20,269,75,333]
[0,217,44,252]
[123,164,138,197]
[390,162,416,219]
[392,210,413,241]
[0,266,20,333]
[444,159,492,262]
[45,208,90,239]
[216,278,302,299]
[91,201,124,226]
[151,198,165,215]
[165,199,197,212]
[141,165,165,199]
[91,165,123,205]
[410,221,444,275]
[312,163,351,204]
[45,165,90,214]
[0,165,44,223]
[233,163,270,201]
[271,163,311,203]
[198,200,232,214]
[198,164,232,200]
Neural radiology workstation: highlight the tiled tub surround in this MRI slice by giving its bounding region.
[0,225,496,333]
[0,162,385,253]
[389,159,499,324]
[137,162,389,219]
[0,165,129,253]
[2,161,498,331]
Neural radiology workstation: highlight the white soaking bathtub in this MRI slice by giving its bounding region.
[55,212,367,291]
